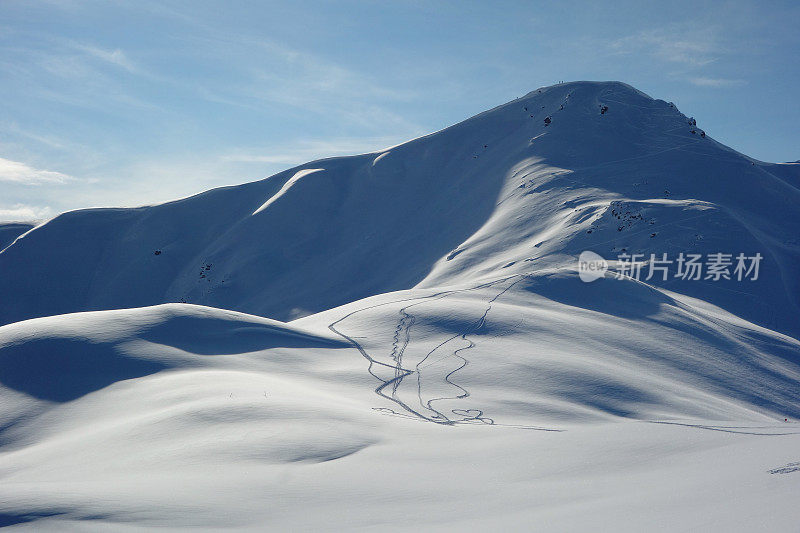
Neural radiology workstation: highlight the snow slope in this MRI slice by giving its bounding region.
[1,81,799,530]
[1,278,799,530]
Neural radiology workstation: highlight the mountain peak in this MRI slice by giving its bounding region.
[524,79,646,97]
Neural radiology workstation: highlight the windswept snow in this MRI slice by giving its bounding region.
[251,168,325,215]
[1,81,799,530]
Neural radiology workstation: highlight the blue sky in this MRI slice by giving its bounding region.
[1,0,798,221]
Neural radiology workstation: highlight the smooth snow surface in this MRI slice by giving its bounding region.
[1,82,799,531]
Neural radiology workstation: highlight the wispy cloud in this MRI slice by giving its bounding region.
[220,136,409,166]
[150,23,422,133]
[609,28,720,67]
[688,77,745,88]
[69,42,139,73]
[0,203,51,222]
[0,157,72,184]
[604,26,749,90]
[246,39,416,104]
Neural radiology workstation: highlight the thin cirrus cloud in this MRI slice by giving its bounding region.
[9,30,143,80]
[68,42,139,73]
[688,77,745,88]
[0,157,72,185]
[606,27,750,91]
[137,11,421,129]
[182,33,420,132]
[220,136,410,166]
[609,27,721,67]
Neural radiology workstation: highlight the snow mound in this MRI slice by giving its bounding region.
[0,304,346,402]
[1,275,799,529]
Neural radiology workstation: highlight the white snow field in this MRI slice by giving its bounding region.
[1,81,799,530]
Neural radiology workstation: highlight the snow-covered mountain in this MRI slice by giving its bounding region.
[1,82,799,530]
[2,82,798,335]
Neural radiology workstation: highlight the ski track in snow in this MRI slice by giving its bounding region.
[329,273,560,430]
[648,421,800,436]
[769,462,800,474]
[330,269,800,434]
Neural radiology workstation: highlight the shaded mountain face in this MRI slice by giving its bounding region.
[0,223,34,251]
[1,81,798,336]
